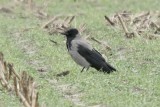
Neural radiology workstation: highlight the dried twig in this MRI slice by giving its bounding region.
[150,21,160,33]
[147,33,160,39]
[117,14,129,33]
[105,11,160,39]
[28,0,33,9]
[50,39,58,45]
[90,37,111,50]
[8,63,20,80]
[0,52,40,107]
[41,17,58,29]
[56,71,70,77]
[0,54,12,91]
[151,21,159,29]
[105,15,115,26]
[65,16,75,25]
[42,15,75,35]
[133,12,150,22]
[0,7,13,13]
[79,23,86,33]
[117,14,134,38]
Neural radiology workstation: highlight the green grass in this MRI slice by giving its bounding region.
[0,0,160,107]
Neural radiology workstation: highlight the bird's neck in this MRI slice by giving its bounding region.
[66,37,74,50]
[66,35,81,50]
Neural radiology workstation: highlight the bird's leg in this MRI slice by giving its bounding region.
[81,67,85,72]
[86,67,89,71]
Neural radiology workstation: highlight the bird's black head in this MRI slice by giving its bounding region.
[61,28,79,38]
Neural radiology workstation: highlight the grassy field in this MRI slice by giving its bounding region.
[0,0,160,107]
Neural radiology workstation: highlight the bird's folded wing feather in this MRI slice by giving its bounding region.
[77,43,106,66]
[76,40,116,72]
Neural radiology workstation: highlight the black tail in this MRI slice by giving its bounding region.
[101,62,116,73]
[92,62,116,73]
[77,45,116,73]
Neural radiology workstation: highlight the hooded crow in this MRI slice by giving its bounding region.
[61,28,116,73]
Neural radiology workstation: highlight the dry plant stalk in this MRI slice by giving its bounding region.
[0,52,40,107]
[105,15,115,26]
[90,37,112,50]
[14,0,48,20]
[79,23,87,34]
[42,15,75,34]
[8,63,20,80]
[28,0,33,9]
[133,12,150,23]
[117,14,129,33]
[42,15,89,39]
[0,7,13,14]
[0,52,12,91]
[117,14,134,38]
[105,11,160,39]
[41,16,58,29]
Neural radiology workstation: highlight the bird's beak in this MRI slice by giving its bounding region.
[60,32,66,35]
[60,31,68,35]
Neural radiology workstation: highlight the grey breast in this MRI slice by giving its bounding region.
[68,37,92,68]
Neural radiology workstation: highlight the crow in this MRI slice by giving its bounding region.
[61,28,116,73]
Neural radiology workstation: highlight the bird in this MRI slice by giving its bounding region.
[61,28,116,73]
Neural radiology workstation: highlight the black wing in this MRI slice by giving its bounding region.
[77,44,116,73]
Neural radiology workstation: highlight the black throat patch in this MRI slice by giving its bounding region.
[66,37,75,51]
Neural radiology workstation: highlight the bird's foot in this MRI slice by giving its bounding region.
[80,67,85,72]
